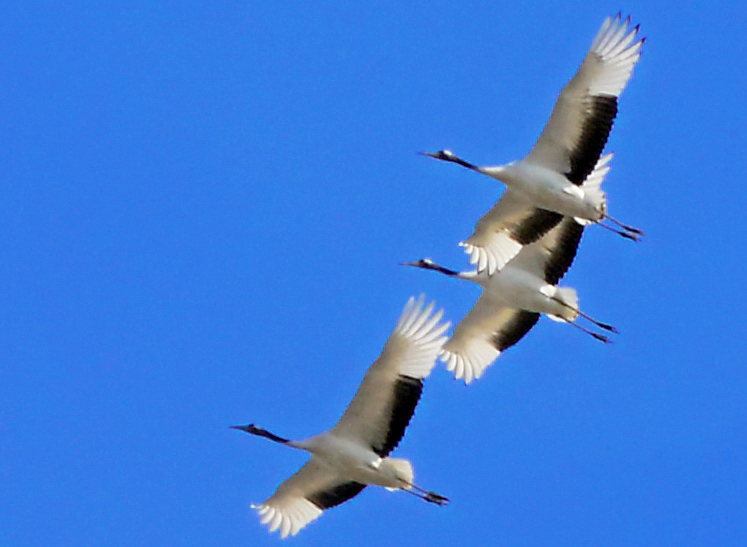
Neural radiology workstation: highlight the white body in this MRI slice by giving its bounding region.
[475,263,577,320]
[244,296,450,538]
[440,241,580,383]
[462,153,612,275]
[405,218,589,384]
[292,432,410,490]
[481,161,604,221]
[428,15,643,274]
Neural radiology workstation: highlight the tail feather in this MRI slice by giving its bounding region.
[581,152,612,215]
[550,286,579,322]
[383,457,414,491]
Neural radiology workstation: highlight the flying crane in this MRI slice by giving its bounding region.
[233,295,450,538]
[404,158,616,383]
[423,14,644,274]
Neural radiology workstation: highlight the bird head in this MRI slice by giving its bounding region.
[230,423,258,434]
[419,149,478,170]
[231,423,291,444]
[400,258,435,269]
[420,149,457,161]
[400,258,459,277]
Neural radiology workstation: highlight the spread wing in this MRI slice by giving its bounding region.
[253,458,367,538]
[508,218,585,285]
[332,295,449,456]
[461,188,563,275]
[540,218,585,284]
[440,294,540,384]
[525,15,643,184]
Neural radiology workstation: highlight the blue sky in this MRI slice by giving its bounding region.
[2,1,746,545]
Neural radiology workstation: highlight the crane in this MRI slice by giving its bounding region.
[403,197,616,384]
[423,14,644,274]
[232,295,451,538]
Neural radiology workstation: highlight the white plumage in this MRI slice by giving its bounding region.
[404,209,616,384]
[424,14,644,274]
[461,153,612,275]
[233,295,450,538]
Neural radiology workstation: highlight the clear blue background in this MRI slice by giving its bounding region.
[2,1,746,545]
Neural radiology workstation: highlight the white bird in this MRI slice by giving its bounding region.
[423,14,644,274]
[232,295,450,538]
[403,216,615,384]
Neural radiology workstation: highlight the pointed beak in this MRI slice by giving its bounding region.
[418,151,438,158]
[399,261,417,267]
[230,424,253,433]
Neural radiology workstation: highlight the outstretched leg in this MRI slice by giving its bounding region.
[550,297,618,333]
[597,220,643,241]
[605,214,645,235]
[401,481,450,506]
[565,319,612,343]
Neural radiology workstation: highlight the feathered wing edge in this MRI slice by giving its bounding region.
[376,295,451,455]
[251,297,450,539]
[525,15,642,182]
[332,295,450,456]
[440,300,540,384]
[461,189,564,275]
[252,460,366,539]
[391,294,452,379]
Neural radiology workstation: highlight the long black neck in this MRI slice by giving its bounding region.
[423,150,479,171]
[416,261,459,277]
[231,424,290,444]
[450,155,478,170]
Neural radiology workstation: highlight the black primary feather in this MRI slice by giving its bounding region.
[490,311,541,352]
[544,220,585,285]
[372,375,423,457]
[566,94,617,185]
[510,209,564,246]
[306,482,367,510]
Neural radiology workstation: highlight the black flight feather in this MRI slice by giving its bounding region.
[566,94,617,185]
[510,209,564,246]
[372,375,423,457]
[306,482,367,510]
[544,220,585,285]
[490,311,541,352]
